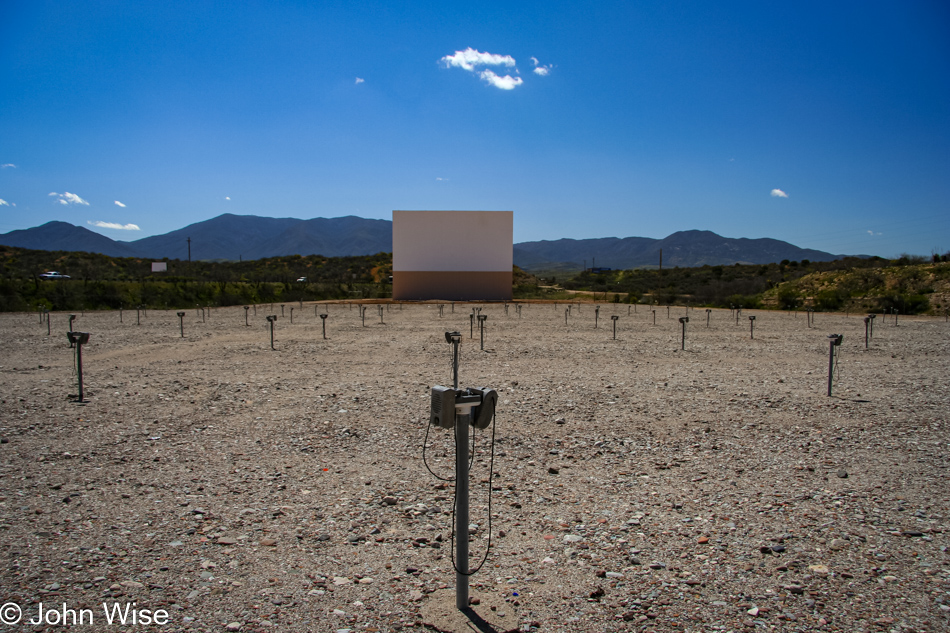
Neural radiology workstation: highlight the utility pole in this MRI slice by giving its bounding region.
[187,237,192,262]
[659,248,663,271]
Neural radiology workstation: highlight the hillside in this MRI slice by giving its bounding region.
[1,214,848,268]
[559,256,948,315]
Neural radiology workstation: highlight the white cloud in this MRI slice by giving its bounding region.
[530,56,552,76]
[355,77,364,84]
[479,69,523,90]
[867,230,882,236]
[50,191,90,205]
[436,177,449,181]
[441,48,516,72]
[88,220,141,231]
[0,164,15,169]
[114,200,126,207]
[0,198,9,206]
[225,196,231,200]
[770,188,788,198]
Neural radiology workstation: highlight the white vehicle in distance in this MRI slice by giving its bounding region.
[39,271,71,280]
[296,277,308,282]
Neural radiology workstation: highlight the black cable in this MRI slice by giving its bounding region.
[422,419,454,482]
[449,410,496,576]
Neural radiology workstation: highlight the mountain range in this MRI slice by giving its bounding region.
[0,214,846,271]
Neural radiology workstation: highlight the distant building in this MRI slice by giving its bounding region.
[392,211,513,301]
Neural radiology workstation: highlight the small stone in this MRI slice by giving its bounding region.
[260,538,277,546]
[902,530,924,537]
[382,496,398,505]
[333,576,351,585]
[747,607,759,616]
[829,539,847,551]
[226,622,242,631]
[697,536,709,544]
[837,470,848,478]
[563,534,582,543]
[120,580,144,588]
[808,564,829,576]
[784,585,804,595]
[548,467,560,475]
[468,597,480,605]
[217,537,237,545]
[409,590,424,601]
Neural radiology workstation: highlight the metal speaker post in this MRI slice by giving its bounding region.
[679,316,689,350]
[749,315,756,339]
[595,306,600,328]
[667,305,670,319]
[706,308,711,328]
[266,315,277,350]
[477,314,487,351]
[137,307,141,325]
[68,314,77,347]
[379,305,384,324]
[290,307,294,324]
[177,311,186,338]
[652,309,656,325]
[446,331,461,388]
[827,334,843,396]
[66,332,90,402]
[361,306,366,327]
[320,313,328,339]
[867,314,875,339]
[281,304,285,317]
[565,308,569,325]
[46,311,51,336]
[611,315,619,339]
[864,317,870,349]
[119,306,123,323]
[244,306,250,326]
[470,312,474,338]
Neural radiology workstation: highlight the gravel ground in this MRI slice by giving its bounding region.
[0,302,948,633]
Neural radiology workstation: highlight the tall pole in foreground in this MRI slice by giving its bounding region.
[455,409,470,609]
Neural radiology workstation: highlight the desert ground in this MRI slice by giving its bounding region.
[0,302,947,633]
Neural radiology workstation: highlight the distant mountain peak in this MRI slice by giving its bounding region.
[0,214,845,268]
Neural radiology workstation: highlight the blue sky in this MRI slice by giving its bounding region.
[1,1,948,258]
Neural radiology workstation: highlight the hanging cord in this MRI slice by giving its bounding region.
[420,407,478,482]
[449,410,497,576]
[422,419,454,482]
